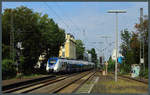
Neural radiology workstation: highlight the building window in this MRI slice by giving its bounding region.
[62,45,65,49]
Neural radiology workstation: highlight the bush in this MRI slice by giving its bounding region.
[18,55,25,73]
[119,61,130,74]
[139,67,148,79]
[2,44,10,59]
[2,59,17,80]
[108,60,115,72]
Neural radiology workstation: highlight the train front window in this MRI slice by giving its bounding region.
[49,59,57,65]
[50,60,56,64]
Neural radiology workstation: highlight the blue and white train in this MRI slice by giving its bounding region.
[46,57,95,73]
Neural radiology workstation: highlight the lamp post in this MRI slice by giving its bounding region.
[108,10,126,82]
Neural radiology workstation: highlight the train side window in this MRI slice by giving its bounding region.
[64,62,67,66]
[61,61,64,67]
[63,62,65,67]
[64,62,66,67]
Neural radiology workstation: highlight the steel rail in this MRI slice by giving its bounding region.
[53,71,96,93]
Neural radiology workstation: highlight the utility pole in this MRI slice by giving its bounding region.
[10,10,15,62]
[97,35,111,61]
[10,10,19,76]
[83,29,86,45]
[140,8,145,71]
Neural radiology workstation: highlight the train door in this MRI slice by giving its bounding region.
[64,61,67,72]
[61,61,65,71]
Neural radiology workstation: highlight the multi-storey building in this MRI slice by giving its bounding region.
[59,33,76,59]
[35,51,46,68]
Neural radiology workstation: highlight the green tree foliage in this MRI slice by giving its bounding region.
[120,15,148,76]
[107,56,115,72]
[135,16,148,68]
[121,30,140,65]
[120,29,131,60]
[38,14,65,61]
[2,44,10,59]
[2,6,65,75]
[76,40,85,60]
[88,48,97,63]
[2,59,16,80]
[130,33,140,64]
[120,29,140,73]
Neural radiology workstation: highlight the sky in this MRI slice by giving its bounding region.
[2,2,148,60]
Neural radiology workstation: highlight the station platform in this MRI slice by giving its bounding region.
[76,72,148,94]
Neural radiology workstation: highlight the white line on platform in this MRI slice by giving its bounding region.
[88,77,99,93]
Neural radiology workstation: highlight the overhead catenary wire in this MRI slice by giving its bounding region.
[44,2,75,36]
[87,40,114,60]
[22,2,85,42]
[55,2,83,39]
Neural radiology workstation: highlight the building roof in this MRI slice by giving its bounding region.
[67,33,75,39]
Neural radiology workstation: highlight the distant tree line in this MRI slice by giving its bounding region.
[75,40,85,60]
[75,40,97,64]
[88,48,97,64]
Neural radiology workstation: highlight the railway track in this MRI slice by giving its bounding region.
[5,71,146,94]
[111,73,148,84]
[28,70,95,93]
[3,70,95,94]
[55,71,96,93]
[2,75,55,93]
[118,75,148,84]
[2,73,79,93]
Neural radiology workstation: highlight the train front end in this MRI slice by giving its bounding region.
[46,57,58,72]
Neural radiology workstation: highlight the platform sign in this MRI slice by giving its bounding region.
[118,57,123,64]
[140,58,144,64]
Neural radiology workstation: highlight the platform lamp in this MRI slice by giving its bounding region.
[107,10,127,82]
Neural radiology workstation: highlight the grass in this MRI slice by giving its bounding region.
[91,73,148,94]
[118,72,148,81]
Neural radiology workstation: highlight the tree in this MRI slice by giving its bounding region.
[120,15,148,75]
[130,32,140,65]
[108,56,115,72]
[120,29,131,58]
[38,14,65,60]
[76,40,85,60]
[2,6,42,74]
[135,15,148,68]
[2,6,66,75]
[120,29,135,73]
[2,59,16,80]
[88,48,97,63]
